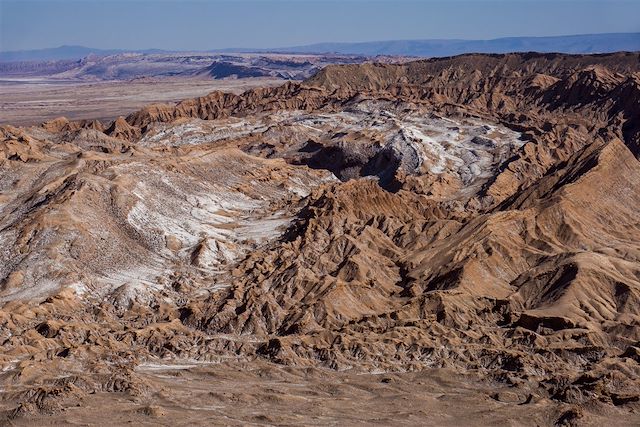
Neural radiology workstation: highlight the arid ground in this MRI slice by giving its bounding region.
[0,77,283,125]
[1,52,640,426]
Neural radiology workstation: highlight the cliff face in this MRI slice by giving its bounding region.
[2,52,640,424]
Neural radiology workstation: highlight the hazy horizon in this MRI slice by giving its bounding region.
[2,0,640,52]
[3,32,640,54]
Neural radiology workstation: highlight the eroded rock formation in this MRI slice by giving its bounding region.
[1,52,640,425]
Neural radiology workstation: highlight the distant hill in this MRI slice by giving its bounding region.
[3,33,639,62]
[276,33,640,56]
[0,45,169,62]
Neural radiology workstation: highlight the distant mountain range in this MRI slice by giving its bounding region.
[277,33,640,56]
[2,33,639,62]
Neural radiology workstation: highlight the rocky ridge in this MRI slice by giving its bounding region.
[1,52,640,425]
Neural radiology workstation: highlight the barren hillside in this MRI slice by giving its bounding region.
[1,52,640,425]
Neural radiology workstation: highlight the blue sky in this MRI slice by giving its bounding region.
[1,0,639,51]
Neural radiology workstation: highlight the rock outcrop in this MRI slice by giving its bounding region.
[2,52,640,425]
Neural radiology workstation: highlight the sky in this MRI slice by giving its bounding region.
[1,0,640,52]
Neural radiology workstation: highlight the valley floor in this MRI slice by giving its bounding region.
[0,77,282,125]
[3,361,638,426]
